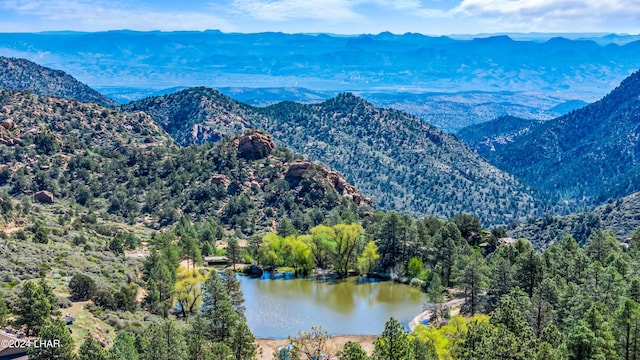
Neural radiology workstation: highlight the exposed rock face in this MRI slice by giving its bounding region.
[1,119,14,130]
[34,190,54,204]
[285,161,312,179]
[211,174,232,188]
[285,161,372,206]
[236,132,275,160]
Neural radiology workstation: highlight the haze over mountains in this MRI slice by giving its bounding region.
[1,30,639,131]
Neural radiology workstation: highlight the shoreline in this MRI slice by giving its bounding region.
[255,334,378,360]
[408,297,466,331]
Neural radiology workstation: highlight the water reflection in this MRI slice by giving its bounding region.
[239,274,426,339]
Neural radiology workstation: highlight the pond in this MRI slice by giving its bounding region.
[239,274,426,339]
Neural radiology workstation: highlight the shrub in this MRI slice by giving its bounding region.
[68,274,97,301]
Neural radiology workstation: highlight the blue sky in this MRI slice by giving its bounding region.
[0,0,638,35]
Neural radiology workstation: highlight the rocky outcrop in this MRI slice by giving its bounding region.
[34,190,54,204]
[235,132,275,160]
[211,174,232,188]
[285,161,372,206]
[1,119,15,130]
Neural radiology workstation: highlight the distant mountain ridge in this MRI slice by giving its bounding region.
[123,87,542,225]
[476,70,640,209]
[0,56,117,107]
[1,31,638,100]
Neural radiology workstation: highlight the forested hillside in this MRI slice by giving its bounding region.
[123,88,542,226]
[0,56,117,107]
[508,192,640,250]
[478,70,640,208]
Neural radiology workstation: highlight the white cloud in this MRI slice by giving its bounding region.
[450,0,640,32]
[228,0,362,22]
[0,0,236,31]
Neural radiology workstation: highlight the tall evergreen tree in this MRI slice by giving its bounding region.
[28,319,76,360]
[14,280,51,336]
[79,336,110,360]
[373,317,412,360]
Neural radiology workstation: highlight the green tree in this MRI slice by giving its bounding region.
[458,252,487,315]
[185,315,212,360]
[332,223,363,277]
[109,331,139,360]
[376,212,404,271]
[28,319,76,360]
[0,291,7,326]
[566,322,597,360]
[615,298,640,360]
[222,269,246,317]
[139,319,187,360]
[489,296,535,359]
[308,225,337,269]
[109,236,125,255]
[338,341,370,360]
[452,318,495,360]
[202,270,239,342]
[432,222,461,287]
[14,280,51,336]
[407,257,423,279]
[79,336,110,360]
[515,247,543,297]
[69,274,97,301]
[373,317,412,360]
[358,241,380,275]
[227,238,241,270]
[230,320,256,360]
[585,229,620,264]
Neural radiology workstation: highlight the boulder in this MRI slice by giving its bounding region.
[285,161,313,179]
[34,190,54,204]
[236,132,275,160]
[1,119,14,130]
[211,174,232,188]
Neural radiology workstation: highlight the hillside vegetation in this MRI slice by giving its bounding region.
[123,88,542,225]
[465,70,640,210]
[0,56,117,107]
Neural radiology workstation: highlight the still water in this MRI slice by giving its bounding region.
[239,274,426,339]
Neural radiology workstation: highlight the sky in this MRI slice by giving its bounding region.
[0,0,638,35]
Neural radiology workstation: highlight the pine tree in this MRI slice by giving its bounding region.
[202,270,240,342]
[28,319,76,360]
[339,341,370,360]
[374,317,412,360]
[79,336,110,360]
[14,280,51,336]
[109,331,139,360]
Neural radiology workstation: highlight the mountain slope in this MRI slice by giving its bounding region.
[482,70,640,207]
[0,56,117,107]
[509,192,640,250]
[124,88,541,225]
[457,115,542,153]
[0,89,371,236]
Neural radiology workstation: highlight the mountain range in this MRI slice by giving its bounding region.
[0,87,371,237]
[121,87,541,225]
[463,70,640,209]
[3,54,640,233]
[1,31,638,99]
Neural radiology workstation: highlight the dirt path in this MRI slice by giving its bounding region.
[255,335,378,360]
